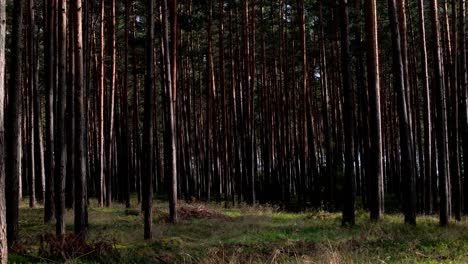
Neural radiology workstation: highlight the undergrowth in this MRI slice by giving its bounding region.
[9,199,468,263]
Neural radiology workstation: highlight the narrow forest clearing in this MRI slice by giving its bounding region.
[8,199,468,263]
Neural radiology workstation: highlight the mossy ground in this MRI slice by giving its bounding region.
[8,199,468,263]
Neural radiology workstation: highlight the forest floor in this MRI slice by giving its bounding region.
[8,199,468,263]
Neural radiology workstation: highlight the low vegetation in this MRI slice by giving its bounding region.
[8,199,468,263]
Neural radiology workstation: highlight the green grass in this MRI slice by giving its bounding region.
[9,199,468,263]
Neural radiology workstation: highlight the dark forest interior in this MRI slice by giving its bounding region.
[0,0,467,263]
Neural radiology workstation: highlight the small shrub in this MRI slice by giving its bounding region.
[38,233,116,262]
[125,208,140,216]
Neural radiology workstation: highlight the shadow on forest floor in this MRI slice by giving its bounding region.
[8,198,468,263]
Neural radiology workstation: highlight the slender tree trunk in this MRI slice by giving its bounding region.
[73,0,88,238]
[459,0,468,216]
[65,4,75,209]
[318,0,331,208]
[249,0,256,205]
[142,0,155,240]
[364,0,384,220]
[0,0,7,260]
[132,3,141,204]
[417,0,433,215]
[98,0,105,207]
[448,0,461,221]
[55,0,67,237]
[106,0,117,208]
[207,0,220,200]
[33,44,45,203]
[122,0,131,209]
[355,0,370,210]
[27,0,36,209]
[297,0,308,211]
[219,0,229,206]
[430,0,450,226]
[5,0,24,246]
[441,2,452,217]
[388,0,416,224]
[44,0,56,224]
[205,0,214,202]
[340,0,356,226]
[168,0,178,223]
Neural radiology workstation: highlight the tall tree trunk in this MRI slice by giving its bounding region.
[27,0,36,209]
[355,0,370,210]
[388,0,416,225]
[55,0,67,237]
[6,0,24,246]
[98,0,105,207]
[448,0,461,221]
[340,0,356,226]
[73,0,88,238]
[297,0,308,211]
[106,0,117,208]
[33,44,45,203]
[249,0,256,205]
[242,0,251,204]
[122,0,131,209]
[0,0,7,259]
[441,0,452,218]
[142,0,155,240]
[219,0,229,206]
[459,0,468,216]
[132,3,141,205]
[66,3,75,209]
[430,0,450,226]
[44,0,56,224]
[318,0,331,208]
[364,0,384,220]
[417,0,433,215]
[168,0,178,223]
[205,0,214,202]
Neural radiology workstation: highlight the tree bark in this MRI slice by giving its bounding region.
[388,0,416,225]
[6,0,24,246]
[448,0,461,221]
[142,0,155,240]
[417,0,433,215]
[318,0,331,209]
[27,0,36,209]
[0,0,7,260]
[340,0,356,226]
[44,0,56,224]
[131,3,141,205]
[459,0,468,216]
[66,2,75,209]
[122,0,131,209]
[73,0,88,238]
[55,0,67,237]
[430,0,450,226]
[364,0,384,220]
[98,0,105,207]
[106,0,117,208]
[168,0,178,223]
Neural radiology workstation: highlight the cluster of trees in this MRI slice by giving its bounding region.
[0,0,468,262]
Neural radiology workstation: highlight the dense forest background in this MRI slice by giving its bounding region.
[0,0,467,262]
